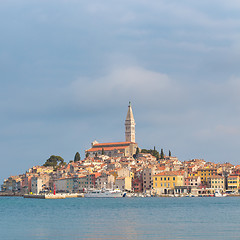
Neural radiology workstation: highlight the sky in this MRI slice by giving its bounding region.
[1,0,240,183]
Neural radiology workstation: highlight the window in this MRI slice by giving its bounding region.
[155,183,157,187]
[173,177,175,181]
[164,177,166,181]
[168,177,170,181]
[155,178,157,181]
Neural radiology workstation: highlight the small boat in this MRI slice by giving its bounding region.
[214,189,226,197]
[84,188,126,198]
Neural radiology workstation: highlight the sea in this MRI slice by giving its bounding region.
[0,197,240,240]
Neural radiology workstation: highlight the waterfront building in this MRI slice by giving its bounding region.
[197,168,217,186]
[85,103,138,158]
[31,177,43,194]
[115,176,132,191]
[132,171,143,192]
[95,174,108,189]
[227,175,239,191]
[184,176,201,187]
[142,167,153,193]
[55,177,68,192]
[153,171,185,194]
[210,175,226,190]
[76,173,96,191]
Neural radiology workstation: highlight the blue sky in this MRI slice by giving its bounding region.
[1,0,240,182]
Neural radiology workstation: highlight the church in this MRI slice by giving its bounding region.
[85,102,138,157]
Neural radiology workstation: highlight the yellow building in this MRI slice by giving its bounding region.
[210,176,225,190]
[115,176,132,191]
[197,168,217,185]
[188,172,198,178]
[153,171,185,194]
[227,175,239,191]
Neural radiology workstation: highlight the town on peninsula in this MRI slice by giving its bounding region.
[1,103,239,198]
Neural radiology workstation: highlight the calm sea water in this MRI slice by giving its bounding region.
[0,197,240,240]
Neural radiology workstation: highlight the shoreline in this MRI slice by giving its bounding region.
[1,193,240,198]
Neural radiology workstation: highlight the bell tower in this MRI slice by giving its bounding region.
[125,102,136,142]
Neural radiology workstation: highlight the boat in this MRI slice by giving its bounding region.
[214,189,227,197]
[84,188,126,198]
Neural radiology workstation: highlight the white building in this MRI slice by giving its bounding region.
[31,177,43,194]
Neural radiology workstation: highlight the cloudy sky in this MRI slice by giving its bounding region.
[1,0,240,182]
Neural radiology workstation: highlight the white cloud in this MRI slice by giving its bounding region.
[69,66,183,108]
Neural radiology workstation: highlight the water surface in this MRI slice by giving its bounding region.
[0,197,239,239]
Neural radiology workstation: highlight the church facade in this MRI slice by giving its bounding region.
[85,103,138,157]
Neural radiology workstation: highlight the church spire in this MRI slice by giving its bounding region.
[125,102,136,142]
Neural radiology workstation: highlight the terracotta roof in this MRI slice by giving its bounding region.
[86,146,128,152]
[93,141,133,146]
[94,172,101,178]
[154,171,184,176]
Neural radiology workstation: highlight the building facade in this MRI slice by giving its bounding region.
[210,176,226,190]
[153,171,185,194]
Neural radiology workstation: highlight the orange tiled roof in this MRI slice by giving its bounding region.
[154,171,184,176]
[93,141,133,146]
[86,146,128,152]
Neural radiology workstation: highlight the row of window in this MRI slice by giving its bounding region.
[155,183,175,187]
[211,181,224,183]
[228,181,237,184]
[155,177,176,181]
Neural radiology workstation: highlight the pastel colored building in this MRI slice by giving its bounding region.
[115,176,132,191]
[210,176,226,190]
[142,167,153,193]
[184,176,201,187]
[197,168,217,186]
[227,175,239,191]
[153,171,185,194]
[31,177,43,194]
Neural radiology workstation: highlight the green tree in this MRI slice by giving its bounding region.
[86,152,89,158]
[160,149,164,159]
[169,150,171,157]
[136,147,140,155]
[43,155,65,170]
[74,152,80,162]
[102,148,105,155]
[95,152,98,157]
[140,148,159,160]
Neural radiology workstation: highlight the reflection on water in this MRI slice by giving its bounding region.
[0,197,240,240]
